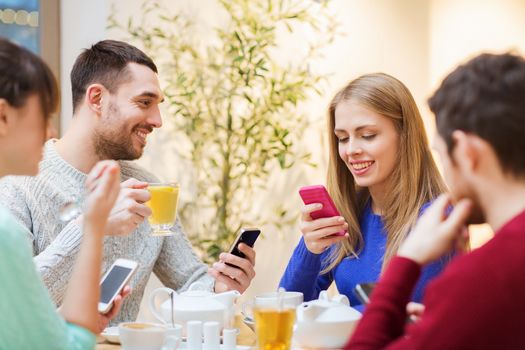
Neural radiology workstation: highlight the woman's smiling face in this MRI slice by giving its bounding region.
[334,100,400,197]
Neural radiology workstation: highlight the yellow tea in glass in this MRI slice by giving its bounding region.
[254,307,295,350]
[146,183,179,236]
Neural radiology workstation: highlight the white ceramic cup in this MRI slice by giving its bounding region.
[119,322,181,350]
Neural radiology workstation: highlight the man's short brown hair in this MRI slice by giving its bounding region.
[429,53,525,178]
[70,40,158,112]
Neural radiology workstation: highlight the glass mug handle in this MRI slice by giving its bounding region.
[241,301,255,322]
[148,287,177,324]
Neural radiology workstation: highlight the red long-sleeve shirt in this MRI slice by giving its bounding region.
[346,210,525,350]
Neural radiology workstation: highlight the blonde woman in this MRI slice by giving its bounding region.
[280,73,450,309]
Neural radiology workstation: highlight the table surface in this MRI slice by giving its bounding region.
[95,315,257,350]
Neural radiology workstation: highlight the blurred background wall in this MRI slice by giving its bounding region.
[3,0,525,320]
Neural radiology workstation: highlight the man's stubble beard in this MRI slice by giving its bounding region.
[93,102,143,161]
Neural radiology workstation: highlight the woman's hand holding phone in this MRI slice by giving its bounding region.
[300,203,349,254]
[96,285,132,333]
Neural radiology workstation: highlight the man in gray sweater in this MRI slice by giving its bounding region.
[0,40,256,324]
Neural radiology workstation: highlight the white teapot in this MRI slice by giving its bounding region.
[294,291,362,349]
[148,282,240,333]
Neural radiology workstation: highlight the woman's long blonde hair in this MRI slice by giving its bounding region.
[322,73,446,274]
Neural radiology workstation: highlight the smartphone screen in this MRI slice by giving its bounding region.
[100,265,134,304]
[353,282,377,305]
[227,228,260,265]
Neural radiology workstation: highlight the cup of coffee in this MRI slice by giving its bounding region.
[118,322,181,350]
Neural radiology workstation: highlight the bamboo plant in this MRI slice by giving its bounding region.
[109,0,339,261]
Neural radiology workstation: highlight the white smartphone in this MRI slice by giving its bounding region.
[98,258,138,314]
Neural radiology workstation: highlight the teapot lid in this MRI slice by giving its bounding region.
[316,306,361,323]
[297,292,360,323]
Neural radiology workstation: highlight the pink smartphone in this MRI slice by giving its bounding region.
[298,185,346,236]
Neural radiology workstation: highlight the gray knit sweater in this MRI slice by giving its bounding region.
[0,140,214,324]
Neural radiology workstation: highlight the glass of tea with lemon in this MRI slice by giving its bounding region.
[145,183,179,236]
[254,306,296,350]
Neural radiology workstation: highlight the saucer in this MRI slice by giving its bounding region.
[100,326,242,346]
[100,326,120,344]
[178,342,249,350]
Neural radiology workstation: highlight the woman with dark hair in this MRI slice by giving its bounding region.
[0,37,123,349]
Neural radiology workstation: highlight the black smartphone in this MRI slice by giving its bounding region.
[226,228,260,265]
[353,282,377,305]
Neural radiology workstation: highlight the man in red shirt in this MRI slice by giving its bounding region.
[347,53,525,349]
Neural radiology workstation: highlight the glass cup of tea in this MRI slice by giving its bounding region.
[145,182,180,236]
[254,306,296,350]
